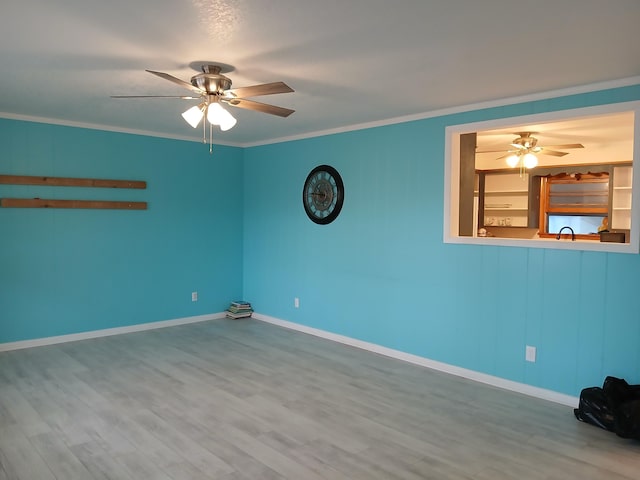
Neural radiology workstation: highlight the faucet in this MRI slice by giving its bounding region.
[556,226,575,241]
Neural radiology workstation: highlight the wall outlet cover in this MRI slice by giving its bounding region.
[525,345,537,362]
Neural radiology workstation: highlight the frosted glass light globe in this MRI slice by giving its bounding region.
[523,153,538,169]
[506,154,519,168]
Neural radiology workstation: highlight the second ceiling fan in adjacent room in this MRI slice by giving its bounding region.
[477,132,584,170]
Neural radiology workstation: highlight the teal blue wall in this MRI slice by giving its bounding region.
[243,84,640,397]
[2,85,639,398]
[0,119,244,343]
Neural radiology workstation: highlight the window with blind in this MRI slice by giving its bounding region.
[538,173,609,239]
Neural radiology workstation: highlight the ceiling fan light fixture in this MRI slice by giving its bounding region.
[206,102,225,125]
[182,104,205,128]
[206,102,236,131]
[219,113,237,131]
[506,154,520,168]
[523,152,538,169]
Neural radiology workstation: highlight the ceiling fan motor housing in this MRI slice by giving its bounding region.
[191,72,232,94]
[512,132,538,150]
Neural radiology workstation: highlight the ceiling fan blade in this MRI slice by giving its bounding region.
[145,70,205,95]
[224,82,294,99]
[540,149,569,157]
[110,95,199,99]
[476,148,511,154]
[225,98,295,117]
[545,143,584,149]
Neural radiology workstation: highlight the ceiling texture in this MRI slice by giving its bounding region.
[1,0,640,146]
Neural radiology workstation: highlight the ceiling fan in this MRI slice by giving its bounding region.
[112,62,295,151]
[476,132,584,169]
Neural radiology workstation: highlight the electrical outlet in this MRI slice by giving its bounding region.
[525,345,536,363]
[294,297,300,308]
[191,291,198,302]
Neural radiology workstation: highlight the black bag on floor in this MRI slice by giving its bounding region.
[574,386,616,431]
[574,376,640,440]
[603,376,637,406]
[614,399,640,439]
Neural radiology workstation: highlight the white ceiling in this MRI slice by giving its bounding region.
[1,0,640,146]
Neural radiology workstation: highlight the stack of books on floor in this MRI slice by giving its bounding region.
[226,300,253,319]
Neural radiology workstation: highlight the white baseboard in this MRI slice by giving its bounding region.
[0,312,226,352]
[253,313,579,408]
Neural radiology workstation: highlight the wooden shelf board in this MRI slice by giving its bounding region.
[1,198,147,210]
[0,174,146,189]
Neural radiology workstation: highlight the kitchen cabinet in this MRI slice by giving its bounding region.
[481,172,529,227]
[611,165,632,230]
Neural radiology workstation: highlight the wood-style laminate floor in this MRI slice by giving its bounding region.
[0,318,638,479]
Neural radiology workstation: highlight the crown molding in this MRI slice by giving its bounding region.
[2,76,638,149]
[0,112,242,148]
[244,75,640,147]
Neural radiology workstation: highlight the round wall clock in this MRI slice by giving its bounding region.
[302,164,344,224]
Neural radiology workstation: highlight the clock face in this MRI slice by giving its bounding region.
[302,165,344,224]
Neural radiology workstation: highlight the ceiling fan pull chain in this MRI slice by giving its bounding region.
[209,122,213,154]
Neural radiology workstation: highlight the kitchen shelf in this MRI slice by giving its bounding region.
[484,190,528,194]
[481,172,530,230]
[611,165,633,230]
[485,207,527,211]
